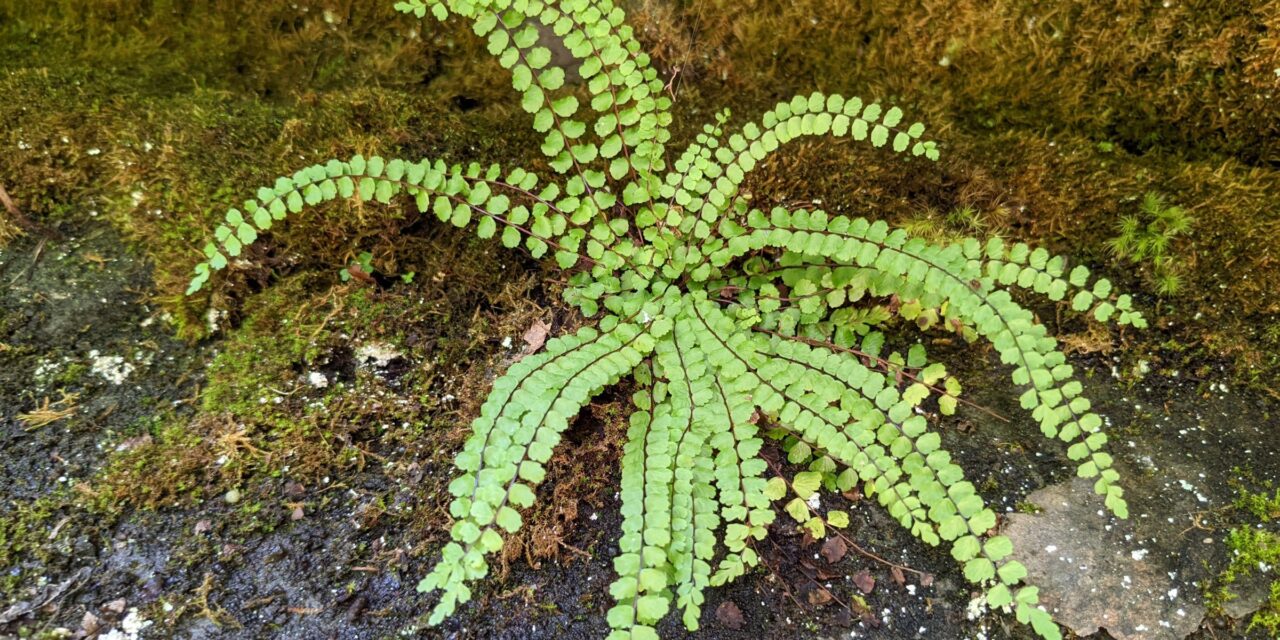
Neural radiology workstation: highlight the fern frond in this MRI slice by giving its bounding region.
[185,156,589,293]
[422,317,650,623]
[725,210,1129,518]
[975,237,1147,328]
[183,5,1149,639]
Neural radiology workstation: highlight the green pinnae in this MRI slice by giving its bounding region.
[185,2,1149,638]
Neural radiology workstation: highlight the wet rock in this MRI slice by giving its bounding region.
[1004,479,1204,640]
[1220,569,1274,621]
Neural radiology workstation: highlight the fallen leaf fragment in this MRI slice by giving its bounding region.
[820,536,848,563]
[522,318,551,353]
[715,600,744,630]
[853,569,875,595]
[806,588,832,605]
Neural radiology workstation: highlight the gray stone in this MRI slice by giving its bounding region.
[1004,479,1203,640]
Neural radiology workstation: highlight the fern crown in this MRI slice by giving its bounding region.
[185,1,1148,638]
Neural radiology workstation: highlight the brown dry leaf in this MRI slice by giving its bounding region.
[522,318,551,353]
[101,599,126,615]
[193,519,212,534]
[852,569,875,594]
[114,434,152,452]
[919,572,935,588]
[806,588,832,606]
[890,566,906,587]
[345,264,376,285]
[291,505,305,521]
[820,536,847,564]
[715,600,744,630]
[80,611,101,635]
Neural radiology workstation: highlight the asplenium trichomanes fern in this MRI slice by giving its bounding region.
[185,1,1148,637]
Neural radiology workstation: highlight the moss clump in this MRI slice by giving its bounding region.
[92,225,545,511]
[1206,478,1280,634]
[0,0,544,339]
[0,490,71,599]
[1214,527,1280,635]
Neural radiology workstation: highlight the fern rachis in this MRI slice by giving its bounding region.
[184,1,1148,638]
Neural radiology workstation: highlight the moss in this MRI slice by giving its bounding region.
[1013,501,1043,515]
[1205,478,1280,633]
[3,0,1278,384]
[0,490,71,598]
[1237,486,1280,522]
[1211,527,1280,634]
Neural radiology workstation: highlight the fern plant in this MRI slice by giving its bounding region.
[184,1,1149,638]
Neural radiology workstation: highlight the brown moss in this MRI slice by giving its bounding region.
[499,393,631,576]
[630,0,1280,382]
[638,0,1280,164]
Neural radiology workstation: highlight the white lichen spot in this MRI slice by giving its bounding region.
[307,371,329,388]
[805,492,821,510]
[356,341,402,368]
[100,608,152,640]
[90,350,134,385]
[206,307,226,333]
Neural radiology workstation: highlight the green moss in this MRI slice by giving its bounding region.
[0,490,71,599]
[1206,478,1280,633]
[1237,486,1280,523]
[51,361,88,386]
[1014,501,1043,515]
[1212,527,1280,634]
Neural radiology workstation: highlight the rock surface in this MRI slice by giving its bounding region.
[1004,479,1205,640]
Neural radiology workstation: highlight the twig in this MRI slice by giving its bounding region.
[764,535,855,615]
[750,539,805,610]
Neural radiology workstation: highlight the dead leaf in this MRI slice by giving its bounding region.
[114,434,152,452]
[81,611,101,635]
[291,505,305,521]
[715,600,744,630]
[820,536,847,564]
[890,566,906,587]
[193,519,212,534]
[522,318,550,353]
[852,569,875,595]
[345,264,375,284]
[102,599,126,615]
[806,588,832,605]
[919,572,935,588]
